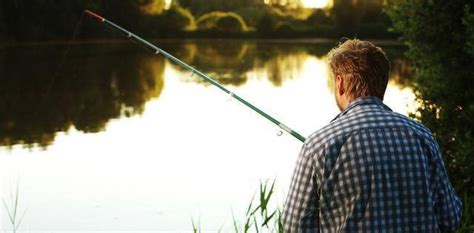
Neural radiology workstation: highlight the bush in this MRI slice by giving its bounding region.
[162,4,196,31]
[274,21,297,34]
[196,11,248,32]
[235,6,267,28]
[215,14,247,32]
[386,1,474,231]
[331,0,366,33]
[257,12,278,34]
[306,9,332,25]
[356,22,397,38]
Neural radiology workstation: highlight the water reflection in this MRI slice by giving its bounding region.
[177,42,313,87]
[0,44,164,147]
[0,40,409,148]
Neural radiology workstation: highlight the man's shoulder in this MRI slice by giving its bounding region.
[305,107,436,150]
[303,120,349,154]
[387,110,435,141]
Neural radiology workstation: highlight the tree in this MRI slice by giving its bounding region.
[161,3,196,31]
[178,0,263,16]
[386,0,474,230]
[196,11,248,32]
[306,9,332,26]
[0,0,159,41]
[331,0,366,34]
[0,5,6,42]
[257,12,278,35]
[137,0,167,15]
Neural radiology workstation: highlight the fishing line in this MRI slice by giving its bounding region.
[83,10,306,143]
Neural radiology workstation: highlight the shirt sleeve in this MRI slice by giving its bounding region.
[281,143,320,233]
[432,142,463,232]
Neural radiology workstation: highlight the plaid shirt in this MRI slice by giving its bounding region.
[282,97,462,233]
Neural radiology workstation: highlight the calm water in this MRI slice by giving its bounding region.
[0,40,414,232]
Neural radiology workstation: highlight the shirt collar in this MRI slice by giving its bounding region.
[331,96,392,122]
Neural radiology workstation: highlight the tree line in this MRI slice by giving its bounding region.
[0,0,394,42]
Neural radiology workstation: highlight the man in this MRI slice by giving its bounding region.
[282,39,462,232]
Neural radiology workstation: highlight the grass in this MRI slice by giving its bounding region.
[192,180,283,233]
[2,181,27,233]
[236,180,282,233]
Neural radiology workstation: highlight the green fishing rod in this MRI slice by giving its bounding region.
[84,10,306,143]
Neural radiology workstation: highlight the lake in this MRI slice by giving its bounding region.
[0,39,415,232]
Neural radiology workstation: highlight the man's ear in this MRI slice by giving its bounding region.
[336,75,345,96]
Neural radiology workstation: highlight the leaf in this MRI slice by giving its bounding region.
[262,210,277,227]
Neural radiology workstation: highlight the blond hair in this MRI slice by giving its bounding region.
[327,39,390,100]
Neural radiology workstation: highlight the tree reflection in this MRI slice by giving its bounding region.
[172,41,408,88]
[0,43,164,148]
[0,40,409,148]
[172,40,253,86]
[173,40,328,87]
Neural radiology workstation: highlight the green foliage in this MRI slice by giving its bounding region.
[197,11,227,29]
[84,1,102,11]
[331,0,366,33]
[360,0,388,24]
[256,6,308,36]
[191,218,201,233]
[216,14,248,32]
[257,12,279,34]
[306,9,332,26]
[0,4,6,42]
[386,0,474,231]
[0,0,397,40]
[235,7,268,28]
[458,193,474,232]
[197,11,248,32]
[193,180,283,233]
[275,21,297,34]
[179,0,263,16]
[233,180,283,232]
[2,182,27,233]
[464,6,474,56]
[162,4,196,31]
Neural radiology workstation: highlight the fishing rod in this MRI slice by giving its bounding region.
[84,10,306,143]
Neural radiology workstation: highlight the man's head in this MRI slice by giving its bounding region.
[327,39,390,110]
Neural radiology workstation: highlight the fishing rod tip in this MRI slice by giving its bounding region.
[84,10,105,22]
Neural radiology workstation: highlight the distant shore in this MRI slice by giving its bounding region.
[0,38,404,49]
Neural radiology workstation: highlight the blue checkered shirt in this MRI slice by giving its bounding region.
[282,97,462,233]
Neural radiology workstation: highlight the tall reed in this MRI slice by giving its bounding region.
[193,180,283,233]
